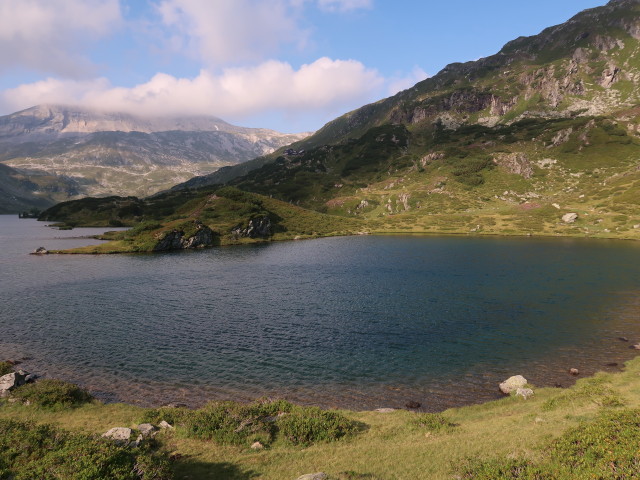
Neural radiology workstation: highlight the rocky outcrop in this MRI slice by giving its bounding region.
[0,371,28,397]
[600,64,621,88]
[102,427,132,445]
[493,153,534,179]
[231,216,272,239]
[153,222,216,251]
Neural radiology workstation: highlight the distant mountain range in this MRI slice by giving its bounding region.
[0,105,310,213]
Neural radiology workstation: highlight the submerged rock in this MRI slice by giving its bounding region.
[569,368,580,376]
[499,375,528,394]
[405,401,421,409]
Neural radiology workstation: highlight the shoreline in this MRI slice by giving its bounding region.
[3,351,640,416]
[40,226,640,255]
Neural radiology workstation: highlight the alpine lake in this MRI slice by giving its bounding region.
[1,215,639,411]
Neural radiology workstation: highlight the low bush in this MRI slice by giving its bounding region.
[0,361,13,376]
[142,398,358,447]
[277,406,359,446]
[411,413,457,433]
[0,419,172,480]
[458,409,640,479]
[12,379,93,409]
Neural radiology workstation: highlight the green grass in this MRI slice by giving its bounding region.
[5,356,640,479]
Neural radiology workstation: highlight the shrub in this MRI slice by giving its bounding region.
[0,419,171,480]
[142,399,358,447]
[0,361,13,376]
[458,409,640,479]
[277,406,359,446]
[459,458,548,479]
[12,379,93,409]
[411,413,457,433]
[548,409,640,477]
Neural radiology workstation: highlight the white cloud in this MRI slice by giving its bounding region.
[387,66,429,95]
[0,58,385,127]
[156,0,308,67]
[316,0,372,12]
[0,0,122,77]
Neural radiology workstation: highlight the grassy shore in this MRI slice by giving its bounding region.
[3,355,640,479]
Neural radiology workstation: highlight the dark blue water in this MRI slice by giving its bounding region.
[1,215,639,410]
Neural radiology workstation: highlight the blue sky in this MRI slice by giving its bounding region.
[0,0,607,132]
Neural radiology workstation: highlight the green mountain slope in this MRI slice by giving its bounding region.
[0,163,81,214]
[40,0,640,248]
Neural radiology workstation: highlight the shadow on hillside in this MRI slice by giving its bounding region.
[174,460,259,480]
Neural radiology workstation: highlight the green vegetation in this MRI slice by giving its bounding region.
[0,419,171,480]
[410,412,457,434]
[0,362,13,376]
[460,409,640,479]
[5,357,640,479]
[142,399,358,447]
[12,379,93,410]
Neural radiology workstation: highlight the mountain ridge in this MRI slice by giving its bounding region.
[39,0,640,245]
[0,105,311,208]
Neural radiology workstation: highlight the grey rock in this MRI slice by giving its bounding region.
[296,474,328,480]
[136,423,158,437]
[250,441,264,450]
[133,434,144,447]
[569,368,580,376]
[499,375,528,394]
[516,388,535,400]
[102,427,132,445]
[159,420,174,430]
[374,408,396,413]
[0,370,28,396]
[33,246,48,254]
[562,213,578,223]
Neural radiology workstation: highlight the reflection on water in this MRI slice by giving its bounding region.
[1,215,639,411]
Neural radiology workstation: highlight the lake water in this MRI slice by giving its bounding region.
[1,215,639,411]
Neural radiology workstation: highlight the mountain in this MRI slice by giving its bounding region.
[0,105,310,202]
[40,0,640,247]
[0,163,81,214]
